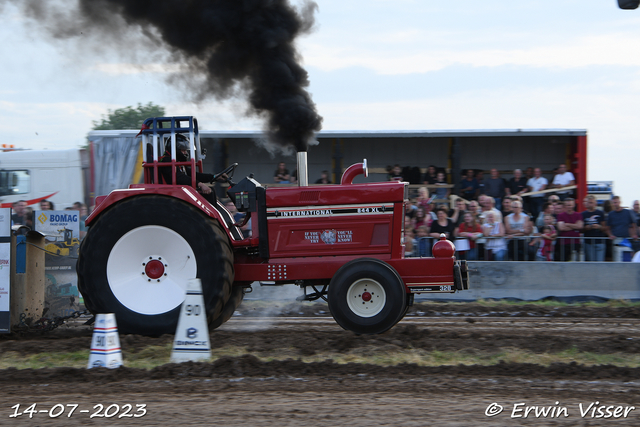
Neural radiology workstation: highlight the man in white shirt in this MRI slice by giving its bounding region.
[526,167,548,219]
[551,164,575,201]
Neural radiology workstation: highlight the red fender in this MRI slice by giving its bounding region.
[86,184,237,241]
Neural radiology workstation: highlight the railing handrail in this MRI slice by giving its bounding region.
[406,235,636,262]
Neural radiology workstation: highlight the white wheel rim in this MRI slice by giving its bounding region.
[107,225,196,315]
[346,278,386,318]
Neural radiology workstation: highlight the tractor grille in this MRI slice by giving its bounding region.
[299,191,320,203]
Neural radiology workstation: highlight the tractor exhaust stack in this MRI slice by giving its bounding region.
[297,151,308,186]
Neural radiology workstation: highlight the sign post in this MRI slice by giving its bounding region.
[0,208,10,333]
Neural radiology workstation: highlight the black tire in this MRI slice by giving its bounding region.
[400,293,413,319]
[328,258,407,335]
[77,195,234,336]
[209,285,245,330]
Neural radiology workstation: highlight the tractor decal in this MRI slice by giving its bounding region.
[320,229,337,244]
[267,203,394,219]
[301,229,355,245]
[278,209,334,217]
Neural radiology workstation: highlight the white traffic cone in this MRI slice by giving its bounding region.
[171,278,212,363]
[87,313,123,369]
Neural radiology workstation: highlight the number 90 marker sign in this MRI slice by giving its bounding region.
[171,278,211,362]
[87,313,123,369]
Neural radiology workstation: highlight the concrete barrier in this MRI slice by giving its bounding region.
[244,262,640,302]
[422,261,640,301]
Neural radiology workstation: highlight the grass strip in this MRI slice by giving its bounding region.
[2,346,639,370]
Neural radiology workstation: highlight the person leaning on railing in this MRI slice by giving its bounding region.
[581,195,607,262]
[556,198,584,262]
[482,211,507,261]
[415,225,431,257]
[531,216,557,261]
[504,200,534,261]
[455,211,483,260]
[606,195,639,262]
[429,208,455,240]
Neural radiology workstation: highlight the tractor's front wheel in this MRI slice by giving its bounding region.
[328,258,407,335]
[77,195,234,336]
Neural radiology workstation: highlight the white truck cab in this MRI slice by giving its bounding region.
[0,149,84,210]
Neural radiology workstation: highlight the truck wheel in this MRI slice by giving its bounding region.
[77,195,234,336]
[328,258,407,335]
[208,285,245,330]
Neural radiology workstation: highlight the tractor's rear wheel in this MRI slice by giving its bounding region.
[77,195,234,336]
[328,258,407,335]
[209,285,245,330]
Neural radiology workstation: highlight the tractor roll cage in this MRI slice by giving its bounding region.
[140,116,205,188]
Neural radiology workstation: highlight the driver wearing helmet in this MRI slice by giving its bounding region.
[160,133,227,202]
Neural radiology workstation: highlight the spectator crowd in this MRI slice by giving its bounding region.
[402,164,639,262]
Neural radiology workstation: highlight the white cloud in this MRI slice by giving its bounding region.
[302,31,640,75]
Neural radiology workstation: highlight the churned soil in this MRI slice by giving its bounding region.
[3,302,640,356]
[1,303,640,426]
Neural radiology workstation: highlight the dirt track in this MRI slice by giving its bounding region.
[1,303,640,426]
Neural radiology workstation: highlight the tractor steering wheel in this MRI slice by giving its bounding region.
[213,163,238,185]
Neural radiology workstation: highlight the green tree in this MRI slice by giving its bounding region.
[92,102,165,130]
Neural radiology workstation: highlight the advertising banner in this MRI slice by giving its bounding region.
[33,210,81,317]
[0,208,10,333]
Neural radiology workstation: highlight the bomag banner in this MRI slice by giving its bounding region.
[33,210,81,317]
[0,208,10,333]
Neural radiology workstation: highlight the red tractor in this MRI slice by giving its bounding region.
[78,116,469,336]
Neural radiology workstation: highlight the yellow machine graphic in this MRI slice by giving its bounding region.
[44,228,80,257]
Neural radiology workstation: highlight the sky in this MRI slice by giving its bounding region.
[0,0,639,203]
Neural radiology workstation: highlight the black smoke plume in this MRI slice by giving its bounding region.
[4,0,323,151]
